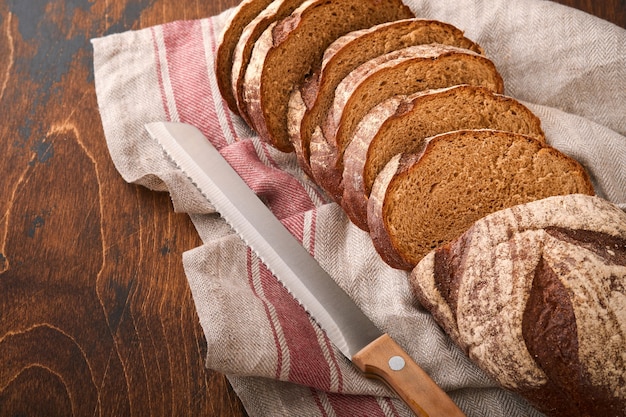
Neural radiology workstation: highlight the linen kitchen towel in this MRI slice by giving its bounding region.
[92,0,626,415]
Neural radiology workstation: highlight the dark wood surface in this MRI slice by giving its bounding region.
[0,1,623,416]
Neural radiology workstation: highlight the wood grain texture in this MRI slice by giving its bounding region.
[353,334,466,417]
[0,1,623,416]
[0,0,247,416]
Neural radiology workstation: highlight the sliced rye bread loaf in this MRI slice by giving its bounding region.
[231,0,308,125]
[243,0,414,152]
[309,44,504,202]
[342,85,546,230]
[410,194,626,417]
[216,0,276,114]
[367,129,595,270]
[287,18,484,177]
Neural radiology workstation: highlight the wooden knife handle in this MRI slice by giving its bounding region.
[352,334,466,417]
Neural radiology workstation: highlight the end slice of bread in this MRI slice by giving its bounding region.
[342,85,546,230]
[288,18,484,176]
[367,129,595,270]
[231,0,308,125]
[310,44,504,201]
[243,0,414,152]
[410,193,626,417]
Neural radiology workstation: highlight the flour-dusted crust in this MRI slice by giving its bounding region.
[367,130,595,270]
[411,194,626,417]
[287,88,313,177]
[310,44,504,201]
[341,95,406,228]
[366,152,416,270]
[289,18,484,175]
[242,0,414,152]
[216,0,275,115]
[231,0,308,124]
[242,20,276,143]
[342,85,546,230]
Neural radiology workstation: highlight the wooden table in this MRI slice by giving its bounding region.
[0,1,623,416]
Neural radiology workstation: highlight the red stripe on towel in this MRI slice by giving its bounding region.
[161,20,228,148]
[150,27,172,122]
[259,212,334,389]
[220,140,315,219]
[307,208,344,393]
[247,249,285,380]
[310,389,331,417]
[327,393,389,417]
[258,254,334,389]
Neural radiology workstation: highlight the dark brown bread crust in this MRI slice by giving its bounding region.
[289,18,484,176]
[216,0,275,114]
[432,236,469,323]
[414,196,626,417]
[523,256,588,417]
[243,0,414,152]
[367,151,422,270]
[520,227,626,417]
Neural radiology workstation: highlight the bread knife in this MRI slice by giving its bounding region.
[145,121,465,417]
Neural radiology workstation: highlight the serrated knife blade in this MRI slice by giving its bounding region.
[145,121,465,417]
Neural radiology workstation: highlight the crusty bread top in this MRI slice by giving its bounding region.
[243,0,414,152]
[231,0,308,124]
[216,0,276,114]
[411,193,626,417]
[310,44,504,201]
[413,193,626,365]
[367,129,595,270]
[342,85,546,230]
[289,18,484,173]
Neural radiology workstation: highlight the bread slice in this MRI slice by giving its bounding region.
[309,44,504,202]
[410,194,626,417]
[367,129,595,270]
[216,0,276,114]
[243,0,414,152]
[287,18,484,176]
[342,85,546,230]
[231,0,308,125]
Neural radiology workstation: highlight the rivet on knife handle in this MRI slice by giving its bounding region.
[352,334,466,417]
